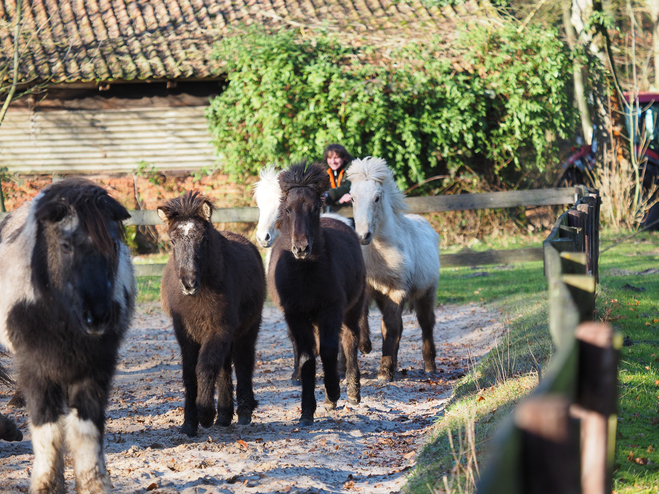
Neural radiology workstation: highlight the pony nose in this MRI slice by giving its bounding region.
[264,232,271,243]
[82,307,111,334]
[292,242,311,259]
[359,231,372,245]
[180,276,198,296]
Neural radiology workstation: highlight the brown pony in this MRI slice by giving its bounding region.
[268,162,368,426]
[158,192,266,437]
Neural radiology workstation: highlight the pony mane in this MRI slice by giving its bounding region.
[253,164,282,203]
[159,191,215,222]
[35,178,129,261]
[347,157,408,214]
[279,162,330,197]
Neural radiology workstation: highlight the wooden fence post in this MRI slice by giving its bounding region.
[572,322,621,494]
[515,395,581,494]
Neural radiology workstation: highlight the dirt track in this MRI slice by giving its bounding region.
[0,302,503,494]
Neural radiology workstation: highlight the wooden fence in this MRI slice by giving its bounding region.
[123,187,583,276]
[477,189,621,494]
[0,187,587,276]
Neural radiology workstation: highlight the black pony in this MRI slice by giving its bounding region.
[0,178,135,494]
[268,163,368,426]
[158,192,266,437]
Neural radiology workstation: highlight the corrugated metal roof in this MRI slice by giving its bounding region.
[0,106,218,173]
[0,0,474,84]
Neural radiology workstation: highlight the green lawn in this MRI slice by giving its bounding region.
[405,231,659,494]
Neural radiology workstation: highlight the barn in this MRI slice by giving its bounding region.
[0,0,462,175]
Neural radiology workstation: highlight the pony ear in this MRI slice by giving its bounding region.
[35,201,69,224]
[97,195,131,222]
[157,208,169,223]
[199,201,212,222]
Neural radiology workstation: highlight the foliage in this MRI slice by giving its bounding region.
[207,24,575,188]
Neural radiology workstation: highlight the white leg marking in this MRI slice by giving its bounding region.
[30,420,65,494]
[65,410,112,494]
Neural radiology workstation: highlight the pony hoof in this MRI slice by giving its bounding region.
[197,405,215,428]
[215,414,232,427]
[324,399,337,411]
[360,341,372,355]
[299,415,314,427]
[348,394,360,405]
[424,363,437,373]
[180,423,197,437]
[237,414,252,426]
[377,370,395,382]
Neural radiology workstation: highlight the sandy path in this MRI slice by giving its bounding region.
[0,302,503,493]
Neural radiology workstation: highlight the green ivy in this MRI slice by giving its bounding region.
[207,24,575,187]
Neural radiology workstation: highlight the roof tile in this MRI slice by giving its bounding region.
[1,0,474,84]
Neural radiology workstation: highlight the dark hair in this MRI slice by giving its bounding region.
[323,144,353,167]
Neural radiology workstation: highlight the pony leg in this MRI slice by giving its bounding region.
[286,315,317,426]
[359,287,372,355]
[289,327,301,385]
[233,319,260,425]
[215,350,234,427]
[66,379,113,494]
[317,309,343,411]
[178,333,200,437]
[374,292,403,382]
[26,382,66,494]
[414,288,438,373]
[196,332,232,429]
[342,302,363,405]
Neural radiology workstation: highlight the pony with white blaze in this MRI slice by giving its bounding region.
[252,165,372,384]
[348,157,440,381]
[0,179,135,494]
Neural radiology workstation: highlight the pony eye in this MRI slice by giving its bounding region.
[285,208,291,215]
[375,195,380,203]
[61,241,72,253]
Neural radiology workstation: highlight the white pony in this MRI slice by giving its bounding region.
[347,157,440,381]
[253,165,283,249]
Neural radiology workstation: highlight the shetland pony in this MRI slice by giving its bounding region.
[0,178,135,493]
[348,157,440,381]
[158,192,266,437]
[268,163,367,426]
[253,166,371,384]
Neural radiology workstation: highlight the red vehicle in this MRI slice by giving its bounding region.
[558,92,659,228]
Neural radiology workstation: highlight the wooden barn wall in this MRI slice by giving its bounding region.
[0,106,217,174]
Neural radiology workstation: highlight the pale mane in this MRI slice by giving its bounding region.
[347,157,408,214]
[253,164,282,204]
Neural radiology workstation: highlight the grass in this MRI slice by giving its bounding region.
[405,230,659,494]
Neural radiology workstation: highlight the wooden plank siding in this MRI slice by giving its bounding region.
[0,106,217,174]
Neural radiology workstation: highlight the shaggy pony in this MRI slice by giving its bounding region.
[348,157,440,381]
[0,178,135,493]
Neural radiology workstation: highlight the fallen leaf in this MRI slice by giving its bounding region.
[146,483,158,491]
[237,439,248,449]
[635,457,648,465]
[476,396,485,403]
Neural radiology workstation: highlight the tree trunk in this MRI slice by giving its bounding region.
[563,0,593,143]
[650,0,659,87]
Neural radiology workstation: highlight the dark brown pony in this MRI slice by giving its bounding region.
[268,162,368,426]
[158,192,266,437]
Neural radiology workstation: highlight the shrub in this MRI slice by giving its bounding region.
[207,24,575,188]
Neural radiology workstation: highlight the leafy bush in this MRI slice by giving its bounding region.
[207,24,575,188]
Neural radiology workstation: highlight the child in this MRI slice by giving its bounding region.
[323,144,353,208]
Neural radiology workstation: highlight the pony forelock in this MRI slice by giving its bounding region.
[158,191,215,224]
[253,164,282,203]
[348,157,408,213]
[279,162,329,197]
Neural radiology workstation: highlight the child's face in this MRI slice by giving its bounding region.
[327,152,343,171]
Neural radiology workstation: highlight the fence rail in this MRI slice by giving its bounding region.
[0,186,583,274]
[477,188,620,494]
